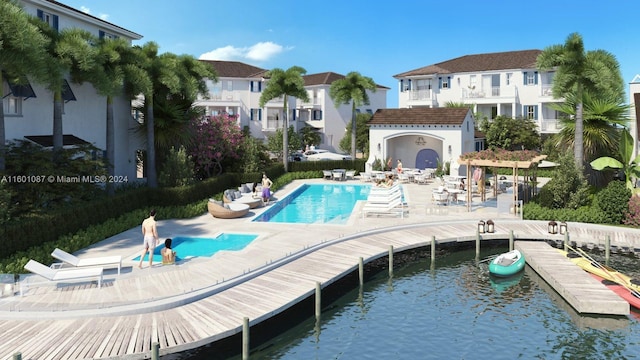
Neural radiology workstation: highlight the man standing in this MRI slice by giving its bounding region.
[138,209,159,269]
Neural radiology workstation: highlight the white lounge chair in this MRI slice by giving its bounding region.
[322,170,333,180]
[51,248,122,275]
[21,259,103,296]
[345,170,356,180]
[362,197,404,218]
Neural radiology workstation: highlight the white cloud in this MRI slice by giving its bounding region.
[199,42,290,62]
[77,6,109,21]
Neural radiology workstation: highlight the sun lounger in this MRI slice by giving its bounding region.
[51,248,122,275]
[362,197,404,218]
[21,259,103,296]
[366,190,402,204]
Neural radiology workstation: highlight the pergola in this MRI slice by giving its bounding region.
[458,153,547,212]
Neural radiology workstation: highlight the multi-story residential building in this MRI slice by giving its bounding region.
[195,64,388,153]
[6,0,143,180]
[630,74,640,158]
[393,50,563,134]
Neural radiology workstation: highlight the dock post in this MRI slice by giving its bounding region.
[606,235,611,263]
[509,230,514,251]
[242,317,250,360]
[315,282,322,321]
[475,230,481,257]
[389,245,394,277]
[151,342,159,360]
[358,257,364,287]
[13,353,21,360]
[431,236,436,262]
[563,232,569,252]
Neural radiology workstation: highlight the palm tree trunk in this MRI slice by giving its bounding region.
[146,95,157,188]
[575,101,584,168]
[0,72,5,171]
[283,96,289,172]
[106,96,115,195]
[52,90,64,163]
[351,102,357,160]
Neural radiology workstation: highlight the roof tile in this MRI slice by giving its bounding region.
[368,108,470,126]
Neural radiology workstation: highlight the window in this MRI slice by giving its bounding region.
[37,10,58,31]
[524,105,538,120]
[312,110,322,120]
[366,109,373,115]
[226,80,233,92]
[209,81,222,99]
[523,71,538,85]
[250,108,262,121]
[506,73,512,85]
[4,96,22,116]
[469,75,477,89]
[99,30,118,40]
[439,77,450,89]
[250,81,262,92]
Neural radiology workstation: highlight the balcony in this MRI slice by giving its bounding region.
[406,89,435,106]
[540,119,562,133]
[266,118,284,130]
[299,97,321,108]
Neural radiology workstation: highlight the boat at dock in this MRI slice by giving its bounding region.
[488,249,526,277]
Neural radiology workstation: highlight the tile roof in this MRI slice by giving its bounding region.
[303,72,390,89]
[199,60,267,78]
[393,49,542,78]
[368,108,470,126]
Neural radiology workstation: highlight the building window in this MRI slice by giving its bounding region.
[4,96,22,116]
[250,108,262,121]
[99,30,118,40]
[506,73,512,85]
[250,81,262,92]
[312,110,322,120]
[226,80,233,92]
[523,71,538,85]
[37,9,59,31]
[366,109,373,115]
[524,105,538,120]
[439,76,450,89]
[209,81,222,100]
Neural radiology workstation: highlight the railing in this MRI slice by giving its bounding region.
[409,89,434,101]
[299,98,321,106]
[541,85,553,97]
[462,86,515,99]
[267,119,283,129]
[540,119,562,132]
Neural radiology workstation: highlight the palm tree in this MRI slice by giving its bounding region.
[259,66,310,172]
[591,128,640,192]
[329,72,377,160]
[0,1,49,171]
[536,32,625,168]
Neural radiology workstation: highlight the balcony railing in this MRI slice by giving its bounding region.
[409,89,434,101]
[267,119,283,129]
[540,119,562,132]
[462,86,515,99]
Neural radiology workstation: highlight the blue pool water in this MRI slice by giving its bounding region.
[253,184,370,224]
[132,233,258,262]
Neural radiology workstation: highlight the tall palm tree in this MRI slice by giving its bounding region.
[329,72,377,159]
[0,0,49,171]
[536,32,625,168]
[259,66,310,172]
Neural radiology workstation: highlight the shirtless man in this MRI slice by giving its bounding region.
[138,209,159,269]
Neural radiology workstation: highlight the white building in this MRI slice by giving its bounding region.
[393,49,563,134]
[367,107,475,175]
[195,65,388,153]
[630,75,640,159]
[5,0,143,180]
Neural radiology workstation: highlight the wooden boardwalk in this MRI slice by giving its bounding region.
[2,179,640,359]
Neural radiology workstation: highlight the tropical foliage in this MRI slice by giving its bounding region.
[535,151,590,210]
[590,128,640,191]
[460,149,541,162]
[339,113,372,156]
[158,146,195,187]
[267,126,302,161]
[479,116,540,151]
[299,125,322,150]
[329,72,377,159]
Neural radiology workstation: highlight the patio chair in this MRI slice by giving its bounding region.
[433,192,449,206]
[223,189,262,209]
[362,197,404,218]
[208,199,250,219]
[345,170,356,180]
[322,170,333,180]
[51,248,122,275]
[21,259,103,296]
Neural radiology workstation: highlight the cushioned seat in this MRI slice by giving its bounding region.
[208,199,249,219]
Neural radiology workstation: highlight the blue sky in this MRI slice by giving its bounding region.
[61,0,640,107]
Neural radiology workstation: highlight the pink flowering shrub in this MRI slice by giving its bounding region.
[624,195,640,227]
[189,113,243,177]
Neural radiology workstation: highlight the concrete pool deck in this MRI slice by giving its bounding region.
[2,177,640,359]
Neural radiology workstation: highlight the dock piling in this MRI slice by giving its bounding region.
[358,257,364,287]
[242,317,250,360]
[606,235,611,263]
[509,230,514,251]
[389,245,394,277]
[431,236,436,262]
[151,342,159,360]
[13,353,21,360]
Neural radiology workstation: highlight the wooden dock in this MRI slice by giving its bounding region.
[515,241,629,315]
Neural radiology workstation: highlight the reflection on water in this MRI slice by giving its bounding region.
[171,247,640,360]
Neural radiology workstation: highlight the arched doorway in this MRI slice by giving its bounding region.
[415,148,439,169]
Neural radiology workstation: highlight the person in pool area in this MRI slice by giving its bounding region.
[261,173,273,204]
[139,209,159,269]
[161,238,176,265]
[396,159,403,173]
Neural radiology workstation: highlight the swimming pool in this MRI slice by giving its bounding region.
[132,233,258,262]
[253,184,370,224]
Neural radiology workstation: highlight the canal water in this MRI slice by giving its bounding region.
[170,247,640,359]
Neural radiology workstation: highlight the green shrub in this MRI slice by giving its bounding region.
[536,151,590,209]
[595,180,631,224]
[158,146,195,187]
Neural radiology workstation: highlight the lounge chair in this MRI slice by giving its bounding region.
[21,259,103,296]
[322,170,333,180]
[345,170,356,180]
[362,197,404,218]
[208,199,250,219]
[51,248,122,275]
[223,189,262,209]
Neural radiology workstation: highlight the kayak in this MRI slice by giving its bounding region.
[489,249,526,277]
[558,249,640,293]
[589,272,640,310]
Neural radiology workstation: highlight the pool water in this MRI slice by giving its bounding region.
[253,184,370,224]
[132,233,258,262]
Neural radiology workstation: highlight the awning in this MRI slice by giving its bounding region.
[3,72,36,100]
[24,134,91,148]
[62,79,76,102]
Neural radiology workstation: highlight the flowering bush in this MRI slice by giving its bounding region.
[460,148,541,162]
[624,195,640,227]
[189,113,243,177]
